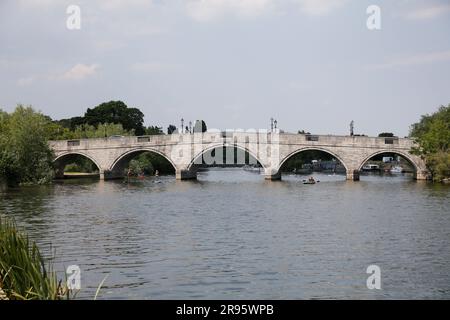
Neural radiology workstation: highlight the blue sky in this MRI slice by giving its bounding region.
[1,0,449,136]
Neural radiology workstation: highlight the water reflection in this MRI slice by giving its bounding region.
[1,168,449,299]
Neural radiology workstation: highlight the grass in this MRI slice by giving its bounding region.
[0,215,70,300]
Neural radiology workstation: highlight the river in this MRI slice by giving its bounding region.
[1,169,449,299]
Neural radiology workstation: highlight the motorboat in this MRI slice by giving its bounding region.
[390,166,404,174]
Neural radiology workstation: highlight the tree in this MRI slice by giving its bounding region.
[0,105,55,185]
[193,120,207,133]
[378,132,395,137]
[146,126,163,135]
[56,116,85,131]
[167,125,177,134]
[410,104,450,181]
[84,101,145,135]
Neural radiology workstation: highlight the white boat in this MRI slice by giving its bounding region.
[390,166,403,173]
[362,164,380,171]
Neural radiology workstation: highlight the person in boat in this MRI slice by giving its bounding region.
[155,170,159,177]
[308,176,315,183]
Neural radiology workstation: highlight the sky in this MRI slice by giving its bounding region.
[0,0,449,137]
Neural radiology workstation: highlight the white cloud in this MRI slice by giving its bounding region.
[292,0,349,16]
[186,0,273,22]
[404,4,450,20]
[367,50,450,70]
[61,63,99,80]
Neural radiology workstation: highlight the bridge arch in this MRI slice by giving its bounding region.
[186,143,267,171]
[108,147,176,179]
[277,147,350,174]
[357,149,421,173]
[54,152,102,179]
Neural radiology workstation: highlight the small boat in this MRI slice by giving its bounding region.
[362,164,380,171]
[390,166,403,174]
[302,178,319,184]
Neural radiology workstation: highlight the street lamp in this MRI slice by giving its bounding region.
[181,118,184,134]
[274,119,278,130]
[270,117,274,132]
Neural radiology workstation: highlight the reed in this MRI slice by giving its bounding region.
[0,216,69,300]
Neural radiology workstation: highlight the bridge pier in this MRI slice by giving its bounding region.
[415,170,430,180]
[264,172,281,181]
[263,169,281,181]
[176,169,197,180]
[346,170,360,181]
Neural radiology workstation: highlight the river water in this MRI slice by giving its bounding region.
[1,168,449,299]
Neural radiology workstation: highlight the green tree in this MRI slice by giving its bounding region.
[410,104,450,182]
[84,101,145,135]
[146,126,163,135]
[0,105,55,185]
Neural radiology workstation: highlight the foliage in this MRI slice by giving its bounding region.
[410,104,450,181]
[0,216,70,300]
[146,126,163,135]
[425,151,450,182]
[0,105,55,185]
[378,132,394,137]
[57,101,145,136]
[167,124,177,134]
[64,155,98,173]
[59,123,132,140]
[84,101,145,135]
[126,153,175,176]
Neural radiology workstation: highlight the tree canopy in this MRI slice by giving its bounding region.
[83,101,145,135]
[410,104,450,181]
[0,105,55,185]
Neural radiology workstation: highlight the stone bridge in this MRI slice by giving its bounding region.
[49,131,429,181]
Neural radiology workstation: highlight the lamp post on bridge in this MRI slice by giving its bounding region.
[181,118,184,134]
